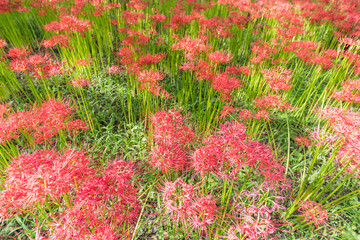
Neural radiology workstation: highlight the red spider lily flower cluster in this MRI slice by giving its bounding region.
[0,99,86,144]
[70,77,90,87]
[7,48,64,79]
[219,105,236,119]
[0,38,6,49]
[148,110,284,181]
[75,58,92,66]
[296,136,311,147]
[299,201,328,226]
[0,148,139,239]
[108,65,122,74]
[44,16,91,34]
[163,178,194,219]
[250,40,277,64]
[163,178,216,230]
[172,36,208,61]
[317,107,360,175]
[255,95,293,110]
[115,48,167,97]
[149,110,195,172]
[137,69,170,98]
[139,53,166,66]
[208,51,233,64]
[192,121,285,181]
[261,67,293,92]
[0,150,92,218]
[173,36,246,101]
[41,34,70,48]
[212,73,242,101]
[228,206,276,240]
[189,195,217,230]
[238,107,282,122]
[225,66,250,76]
[332,78,360,103]
[227,182,290,240]
[120,29,150,46]
[52,159,139,239]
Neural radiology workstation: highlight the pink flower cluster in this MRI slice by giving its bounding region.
[149,110,195,172]
[299,201,328,226]
[163,178,217,230]
[52,159,139,239]
[192,121,285,181]
[261,67,293,92]
[7,48,64,79]
[332,78,360,103]
[0,150,92,218]
[44,16,91,34]
[41,34,70,48]
[317,106,360,175]
[0,149,139,239]
[0,99,86,144]
[149,110,286,182]
[137,69,170,98]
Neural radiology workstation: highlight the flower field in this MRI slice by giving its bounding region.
[0,0,360,239]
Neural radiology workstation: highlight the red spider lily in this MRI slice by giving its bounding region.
[122,30,150,47]
[250,40,277,64]
[139,53,166,66]
[254,109,270,121]
[70,77,90,87]
[121,11,146,25]
[116,47,135,66]
[127,0,148,10]
[149,110,194,172]
[75,58,92,66]
[332,78,360,103]
[53,159,139,239]
[219,105,236,119]
[168,15,196,30]
[299,201,328,226]
[192,121,285,181]
[191,135,226,175]
[212,73,242,101]
[317,107,360,139]
[261,67,292,92]
[225,66,250,76]
[189,195,217,230]
[44,16,91,34]
[137,69,170,97]
[198,16,234,38]
[296,136,311,147]
[172,36,208,61]
[0,38,6,49]
[0,99,86,144]
[8,52,64,79]
[208,51,233,64]
[151,14,167,22]
[196,60,215,81]
[238,109,254,121]
[163,178,194,220]
[255,95,293,110]
[7,47,31,59]
[0,150,92,219]
[109,19,119,25]
[317,106,360,175]
[312,56,333,70]
[108,65,122,74]
[229,205,276,240]
[179,61,196,71]
[41,34,70,48]
[51,203,123,240]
